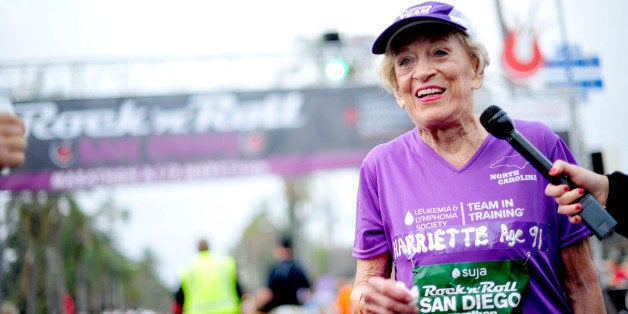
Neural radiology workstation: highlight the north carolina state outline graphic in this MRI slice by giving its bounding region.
[489,155,530,170]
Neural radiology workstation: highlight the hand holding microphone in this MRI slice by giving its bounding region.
[0,96,27,175]
[480,105,617,239]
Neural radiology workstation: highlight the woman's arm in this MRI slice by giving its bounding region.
[351,252,418,314]
[561,237,605,313]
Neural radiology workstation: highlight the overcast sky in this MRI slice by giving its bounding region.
[1,0,627,289]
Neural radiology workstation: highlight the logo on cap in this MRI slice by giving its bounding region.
[398,5,432,20]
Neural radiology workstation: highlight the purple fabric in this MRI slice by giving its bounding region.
[353,119,590,313]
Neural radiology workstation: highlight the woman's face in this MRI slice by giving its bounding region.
[393,32,483,129]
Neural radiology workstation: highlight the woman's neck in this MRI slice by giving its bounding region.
[418,114,488,168]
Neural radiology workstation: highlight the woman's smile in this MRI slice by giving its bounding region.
[415,85,446,102]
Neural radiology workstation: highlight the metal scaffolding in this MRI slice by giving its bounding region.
[0,35,379,102]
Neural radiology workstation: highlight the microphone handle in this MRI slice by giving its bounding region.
[506,131,617,240]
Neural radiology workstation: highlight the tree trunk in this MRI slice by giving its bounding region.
[75,257,89,313]
[45,246,64,313]
[24,247,38,314]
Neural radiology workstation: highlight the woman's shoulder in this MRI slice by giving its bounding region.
[511,119,566,157]
[512,119,560,141]
[363,129,416,161]
[512,119,554,133]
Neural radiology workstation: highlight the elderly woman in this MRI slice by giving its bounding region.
[351,2,604,313]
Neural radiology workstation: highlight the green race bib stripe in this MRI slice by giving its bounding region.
[412,260,529,314]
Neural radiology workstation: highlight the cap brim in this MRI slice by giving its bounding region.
[371,18,467,54]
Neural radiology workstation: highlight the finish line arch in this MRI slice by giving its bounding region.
[0,85,412,191]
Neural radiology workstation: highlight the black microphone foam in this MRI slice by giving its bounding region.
[479,105,617,239]
[479,105,513,139]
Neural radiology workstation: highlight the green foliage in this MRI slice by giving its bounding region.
[312,246,330,275]
[0,191,170,312]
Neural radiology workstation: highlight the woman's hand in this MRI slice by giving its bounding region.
[0,113,26,169]
[360,277,418,314]
[545,160,609,224]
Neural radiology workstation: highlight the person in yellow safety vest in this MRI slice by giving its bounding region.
[174,239,243,314]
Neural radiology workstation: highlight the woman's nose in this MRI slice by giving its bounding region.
[411,60,436,82]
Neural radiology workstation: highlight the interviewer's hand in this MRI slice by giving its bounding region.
[545,160,609,224]
[360,277,418,314]
[0,112,27,169]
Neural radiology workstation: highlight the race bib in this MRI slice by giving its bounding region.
[412,260,529,314]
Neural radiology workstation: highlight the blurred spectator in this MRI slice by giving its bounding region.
[0,302,18,314]
[256,235,311,313]
[174,239,242,314]
[63,292,76,314]
[335,278,353,314]
[614,260,628,289]
[303,274,336,312]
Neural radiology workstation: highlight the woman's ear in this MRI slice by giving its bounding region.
[395,91,406,109]
[471,56,484,90]
[471,69,484,90]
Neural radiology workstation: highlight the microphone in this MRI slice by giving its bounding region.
[480,105,617,240]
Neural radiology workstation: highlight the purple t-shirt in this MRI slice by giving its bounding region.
[353,119,590,313]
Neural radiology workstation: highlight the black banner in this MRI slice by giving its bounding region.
[0,85,413,190]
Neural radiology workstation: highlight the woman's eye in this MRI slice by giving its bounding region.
[434,49,448,57]
[398,57,411,67]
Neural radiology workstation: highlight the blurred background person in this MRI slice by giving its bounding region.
[174,238,243,314]
[545,159,628,236]
[351,1,603,313]
[0,302,18,314]
[334,278,353,314]
[256,235,311,313]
